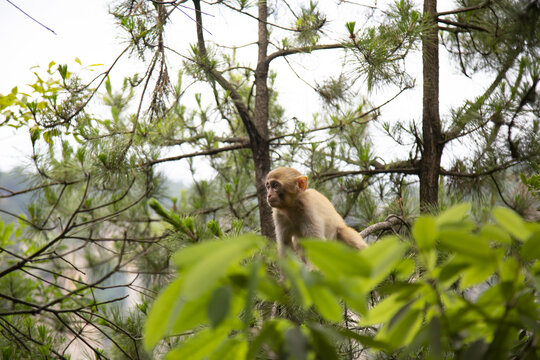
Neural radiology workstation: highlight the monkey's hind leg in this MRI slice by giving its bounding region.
[337,226,368,249]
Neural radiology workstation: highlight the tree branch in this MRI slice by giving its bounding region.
[437,0,493,17]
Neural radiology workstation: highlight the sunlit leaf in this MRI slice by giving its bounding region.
[438,230,491,260]
[173,234,264,299]
[302,239,370,277]
[412,215,437,250]
[480,223,511,245]
[209,336,248,360]
[360,236,409,287]
[436,203,471,226]
[143,277,183,350]
[493,207,532,241]
[166,326,229,360]
[309,285,343,322]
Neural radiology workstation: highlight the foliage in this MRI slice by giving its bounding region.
[145,204,540,359]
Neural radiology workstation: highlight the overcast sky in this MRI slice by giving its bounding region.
[0,0,486,180]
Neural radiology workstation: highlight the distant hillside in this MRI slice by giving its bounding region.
[0,168,33,223]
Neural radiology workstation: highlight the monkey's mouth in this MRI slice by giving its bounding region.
[267,198,278,207]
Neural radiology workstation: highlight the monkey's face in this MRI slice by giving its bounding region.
[265,179,283,208]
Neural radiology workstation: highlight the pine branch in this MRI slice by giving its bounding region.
[146,143,250,166]
[437,0,493,17]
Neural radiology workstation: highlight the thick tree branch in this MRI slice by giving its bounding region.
[359,215,407,239]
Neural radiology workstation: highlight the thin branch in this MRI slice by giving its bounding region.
[437,18,490,33]
[146,142,250,166]
[5,0,56,34]
[437,0,493,17]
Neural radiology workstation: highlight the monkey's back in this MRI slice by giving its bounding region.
[299,189,347,239]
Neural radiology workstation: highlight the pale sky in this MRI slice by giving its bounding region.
[0,0,485,180]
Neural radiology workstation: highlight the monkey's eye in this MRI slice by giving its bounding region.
[271,182,280,190]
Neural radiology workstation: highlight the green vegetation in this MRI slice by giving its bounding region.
[143,205,540,359]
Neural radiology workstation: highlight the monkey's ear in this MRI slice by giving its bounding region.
[297,175,308,192]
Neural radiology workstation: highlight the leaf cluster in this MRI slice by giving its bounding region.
[144,203,540,359]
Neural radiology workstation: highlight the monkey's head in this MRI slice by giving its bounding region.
[265,167,308,209]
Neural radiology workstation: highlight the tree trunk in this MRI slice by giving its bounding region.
[253,0,274,238]
[420,0,443,212]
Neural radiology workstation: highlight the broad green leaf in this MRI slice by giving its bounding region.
[460,262,496,290]
[412,215,437,250]
[172,292,209,334]
[143,277,183,350]
[480,223,511,245]
[377,304,423,349]
[360,292,408,326]
[360,236,409,288]
[521,231,540,260]
[492,207,531,241]
[302,239,370,277]
[436,203,471,226]
[438,230,492,260]
[208,286,232,328]
[393,258,415,280]
[309,285,343,322]
[209,336,248,360]
[166,326,228,360]
[175,234,264,299]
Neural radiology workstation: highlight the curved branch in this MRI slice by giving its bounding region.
[359,215,407,238]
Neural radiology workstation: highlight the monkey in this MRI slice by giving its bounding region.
[265,167,367,256]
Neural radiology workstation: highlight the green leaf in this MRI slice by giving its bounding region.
[209,336,248,360]
[492,207,532,241]
[360,292,408,326]
[172,291,211,334]
[143,277,183,350]
[208,286,232,328]
[480,223,511,245]
[309,285,343,322]
[438,230,491,260]
[173,234,264,299]
[302,239,371,277]
[166,327,229,360]
[377,303,423,349]
[521,231,540,260]
[460,261,497,289]
[412,215,437,250]
[436,203,471,226]
[360,236,409,287]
